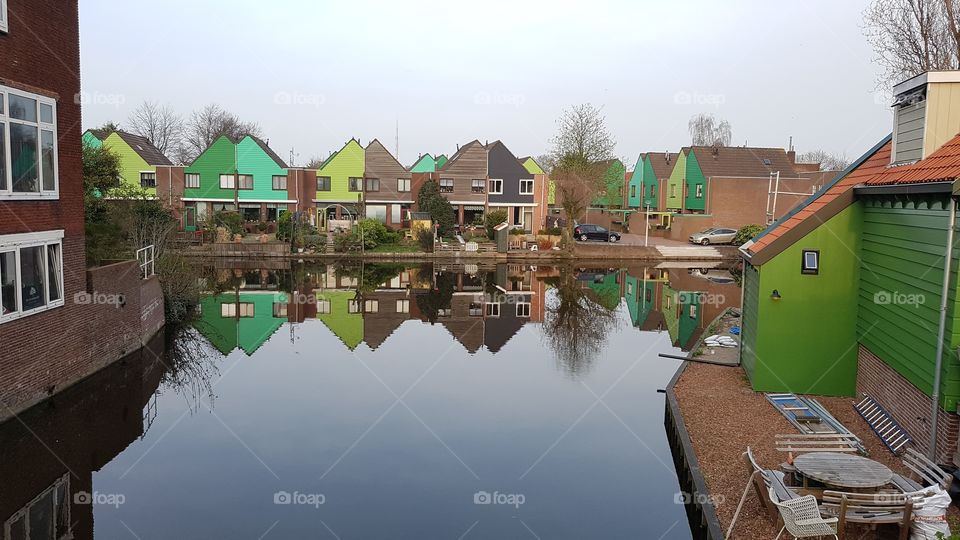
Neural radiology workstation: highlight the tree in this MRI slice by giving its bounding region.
[864,0,960,86]
[485,209,508,238]
[548,104,617,243]
[126,101,183,159]
[797,149,850,171]
[416,180,456,236]
[305,155,326,169]
[182,104,262,163]
[98,121,120,133]
[688,113,732,146]
[542,267,618,377]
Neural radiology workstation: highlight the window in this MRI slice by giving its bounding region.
[273,302,288,318]
[391,205,403,224]
[365,178,380,191]
[437,308,451,317]
[4,475,71,540]
[396,299,409,313]
[317,176,331,191]
[398,178,411,192]
[317,298,331,314]
[519,179,534,195]
[266,204,286,222]
[348,177,363,192]
[185,173,200,189]
[650,185,656,196]
[469,302,482,317]
[630,185,637,198]
[272,175,287,190]
[0,231,64,324]
[221,302,254,318]
[364,299,379,313]
[488,179,503,194]
[486,303,500,317]
[801,250,819,275]
[669,184,676,197]
[367,204,387,223]
[471,179,485,193]
[140,172,156,188]
[695,184,703,198]
[0,87,59,198]
[219,174,235,189]
[516,302,531,317]
[439,178,454,193]
[237,174,253,190]
[348,300,360,313]
[239,204,260,222]
[626,282,633,295]
[0,0,7,34]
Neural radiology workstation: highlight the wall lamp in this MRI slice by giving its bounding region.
[771,289,782,301]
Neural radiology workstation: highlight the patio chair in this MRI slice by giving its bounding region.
[768,488,838,540]
[727,447,800,539]
[820,491,915,540]
[895,447,953,492]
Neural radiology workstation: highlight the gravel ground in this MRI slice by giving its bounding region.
[674,362,958,539]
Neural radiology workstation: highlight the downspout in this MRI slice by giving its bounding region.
[930,197,957,461]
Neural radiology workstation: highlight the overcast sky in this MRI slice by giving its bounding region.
[79,0,890,168]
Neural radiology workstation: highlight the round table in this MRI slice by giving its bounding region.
[793,452,893,490]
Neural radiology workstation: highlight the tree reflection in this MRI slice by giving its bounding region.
[542,267,619,377]
[160,324,220,413]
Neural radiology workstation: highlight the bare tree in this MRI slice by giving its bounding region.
[548,104,617,243]
[797,149,850,171]
[864,0,960,86]
[126,101,184,159]
[305,155,325,169]
[182,104,263,163]
[688,113,732,146]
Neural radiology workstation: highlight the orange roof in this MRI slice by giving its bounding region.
[625,171,634,182]
[862,133,960,185]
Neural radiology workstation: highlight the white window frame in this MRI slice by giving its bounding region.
[0,0,8,34]
[516,302,531,318]
[519,178,534,195]
[348,300,360,313]
[397,178,411,192]
[3,474,70,540]
[219,174,235,189]
[488,179,503,194]
[439,178,454,193]
[396,299,409,313]
[485,302,500,317]
[364,299,379,313]
[317,298,331,314]
[0,85,59,200]
[0,230,65,325]
[140,171,156,188]
[185,173,200,189]
[695,184,703,198]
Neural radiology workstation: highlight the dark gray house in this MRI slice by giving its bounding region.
[486,141,536,231]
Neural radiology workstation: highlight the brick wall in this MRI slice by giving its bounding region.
[857,345,959,464]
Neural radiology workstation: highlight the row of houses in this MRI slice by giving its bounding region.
[83,130,552,233]
[739,70,960,463]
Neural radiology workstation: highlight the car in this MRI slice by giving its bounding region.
[689,227,737,245]
[574,224,621,243]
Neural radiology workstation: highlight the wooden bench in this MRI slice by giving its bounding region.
[821,491,915,540]
[775,433,861,454]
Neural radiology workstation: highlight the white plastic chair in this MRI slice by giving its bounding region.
[768,488,838,540]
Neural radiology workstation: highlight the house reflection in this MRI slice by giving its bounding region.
[0,333,168,540]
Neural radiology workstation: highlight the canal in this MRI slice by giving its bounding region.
[0,261,741,539]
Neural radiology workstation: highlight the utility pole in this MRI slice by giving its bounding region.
[644,204,650,247]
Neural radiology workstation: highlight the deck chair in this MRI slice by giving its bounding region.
[727,447,800,539]
[769,488,839,539]
[895,447,953,492]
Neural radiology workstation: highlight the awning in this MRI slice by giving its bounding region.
[464,205,485,211]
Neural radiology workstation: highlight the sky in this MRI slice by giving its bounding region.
[79,0,891,169]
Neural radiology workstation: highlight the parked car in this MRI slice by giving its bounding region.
[574,224,621,243]
[689,227,737,245]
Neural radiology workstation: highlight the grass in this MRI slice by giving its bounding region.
[368,243,422,253]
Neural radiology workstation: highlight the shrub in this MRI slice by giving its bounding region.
[417,180,456,236]
[733,224,765,246]
[537,239,554,250]
[213,211,244,236]
[256,221,268,233]
[302,234,325,250]
[333,231,362,252]
[357,218,401,248]
[485,209,508,238]
[538,227,563,236]
[417,227,435,251]
[276,211,292,241]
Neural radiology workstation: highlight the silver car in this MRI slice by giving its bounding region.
[689,227,737,245]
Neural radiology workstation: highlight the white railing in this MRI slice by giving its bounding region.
[136,245,156,279]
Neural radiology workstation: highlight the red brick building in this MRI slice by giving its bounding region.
[0,0,164,419]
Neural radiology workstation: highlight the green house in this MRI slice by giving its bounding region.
[82,129,172,196]
[410,153,437,173]
[316,139,365,223]
[316,290,364,350]
[520,156,554,205]
[435,154,448,169]
[665,149,688,211]
[194,292,288,356]
[626,154,645,209]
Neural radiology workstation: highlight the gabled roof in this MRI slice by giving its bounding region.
[440,140,484,171]
[646,151,681,179]
[366,138,408,172]
[318,138,362,172]
[85,128,112,141]
[410,153,435,171]
[743,135,893,263]
[245,135,288,169]
[114,131,173,166]
[688,146,797,179]
[860,133,960,185]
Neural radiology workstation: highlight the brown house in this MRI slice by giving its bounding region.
[433,140,488,226]
[364,139,414,229]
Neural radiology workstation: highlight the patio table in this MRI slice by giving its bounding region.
[793,452,893,490]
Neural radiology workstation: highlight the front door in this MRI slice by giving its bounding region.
[523,210,533,232]
[184,207,197,232]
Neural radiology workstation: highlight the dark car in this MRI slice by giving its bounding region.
[574,224,621,243]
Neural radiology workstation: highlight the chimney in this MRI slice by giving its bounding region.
[787,149,796,164]
[891,71,960,164]
[665,152,670,164]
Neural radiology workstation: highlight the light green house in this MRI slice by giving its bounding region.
[410,153,436,173]
[520,156,554,205]
[82,129,172,197]
[316,290,364,350]
[316,139,365,224]
[665,149,688,211]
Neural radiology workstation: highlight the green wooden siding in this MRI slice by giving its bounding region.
[317,139,364,203]
[743,203,862,396]
[662,284,680,345]
[857,196,960,410]
[665,152,686,211]
[626,155,643,209]
[102,132,155,196]
[316,290,363,350]
[435,155,448,169]
[591,160,626,207]
[410,154,436,173]
[82,131,103,149]
[184,136,237,201]
[521,158,544,175]
[684,151,706,211]
[236,136,288,201]
[194,292,287,356]
[678,291,702,349]
[640,156,658,210]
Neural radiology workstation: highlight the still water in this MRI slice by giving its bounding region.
[0,261,741,539]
